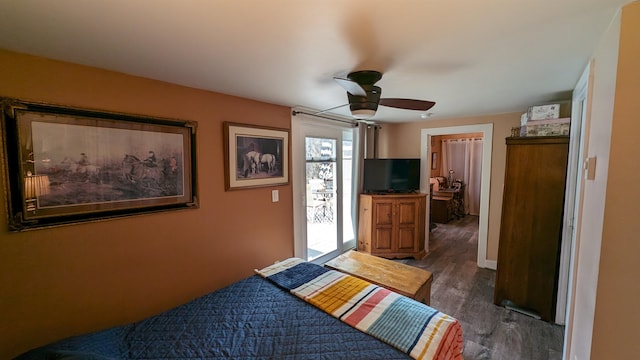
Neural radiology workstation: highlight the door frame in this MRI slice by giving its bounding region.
[420,123,494,268]
[292,115,356,263]
[560,62,592,352]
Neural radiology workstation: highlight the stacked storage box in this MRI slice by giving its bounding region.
[517,103,570,137]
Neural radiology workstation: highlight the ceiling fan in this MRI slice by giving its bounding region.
[333,70,436,120]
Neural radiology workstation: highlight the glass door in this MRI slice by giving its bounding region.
[293,118,356,263]
[305,137,338,259]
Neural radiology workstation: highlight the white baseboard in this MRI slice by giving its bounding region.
[484,260,497,270]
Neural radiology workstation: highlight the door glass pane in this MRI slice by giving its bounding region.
[305,137,337,260]
[342,130,355,247]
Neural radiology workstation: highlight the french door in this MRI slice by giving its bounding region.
[292,117,357,264]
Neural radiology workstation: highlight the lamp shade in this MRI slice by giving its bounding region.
[24,174,50,199]
[351,108,376,119]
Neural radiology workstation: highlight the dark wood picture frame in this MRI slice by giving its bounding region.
[223,122,289,190]
[1,98,198,231]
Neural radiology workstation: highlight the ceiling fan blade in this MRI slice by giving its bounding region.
[334,77,367,96]
[379,98,436,111]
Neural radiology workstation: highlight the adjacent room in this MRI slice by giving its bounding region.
[1,1,639,359]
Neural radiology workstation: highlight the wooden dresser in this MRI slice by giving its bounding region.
[494,136,569,322]
[357,193,426,259]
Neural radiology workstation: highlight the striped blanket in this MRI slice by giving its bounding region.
[256,258,463,360]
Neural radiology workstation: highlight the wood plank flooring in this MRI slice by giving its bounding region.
[397,215,564,360]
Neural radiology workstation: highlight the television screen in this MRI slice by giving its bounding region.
[363,158,421,193]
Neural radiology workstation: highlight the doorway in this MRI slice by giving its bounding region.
[432,133,484,216]
[292,117,357,264]
[420,124,494,268]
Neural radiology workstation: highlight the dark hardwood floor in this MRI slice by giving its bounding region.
[397,215,564,360]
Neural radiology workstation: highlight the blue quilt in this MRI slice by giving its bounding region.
[16,276,410,359]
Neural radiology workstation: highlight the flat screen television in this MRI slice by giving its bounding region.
[363,158,421,193]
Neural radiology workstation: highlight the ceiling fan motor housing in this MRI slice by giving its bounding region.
[348,84,381,113]
[347,70,383,86]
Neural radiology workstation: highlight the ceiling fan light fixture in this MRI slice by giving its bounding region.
[334,70,436,120]
[351,108,376,119]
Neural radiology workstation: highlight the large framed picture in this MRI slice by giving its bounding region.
[223,122,289,190]
[1,99,198,231]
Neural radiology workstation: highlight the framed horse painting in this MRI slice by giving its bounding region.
[0,98,198,231]
[223,122,289,190]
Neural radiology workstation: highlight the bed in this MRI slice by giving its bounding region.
[16,259,463,360]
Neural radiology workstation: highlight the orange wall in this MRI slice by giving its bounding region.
[378,113,521,262]
[0,50,294,358]
[591,2,640,358]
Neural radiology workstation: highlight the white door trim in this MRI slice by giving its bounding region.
[556,63,589,326]
[420,123,494,268]
[292,114,354,263]
[560,63,592,356]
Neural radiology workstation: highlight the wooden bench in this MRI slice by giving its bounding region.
[324,250,433,305]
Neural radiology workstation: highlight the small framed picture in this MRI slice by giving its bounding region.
[223,122,289,190]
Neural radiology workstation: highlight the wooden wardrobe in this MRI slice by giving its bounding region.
[494,136,569,322]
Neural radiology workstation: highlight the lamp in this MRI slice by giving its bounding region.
[24,171,50,199]
[24,171,50,213]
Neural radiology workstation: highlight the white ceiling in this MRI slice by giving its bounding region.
[0,0,629,123]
